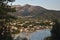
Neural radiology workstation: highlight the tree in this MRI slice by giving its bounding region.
[0,0,16,40]
[51,19,60,40]
[0,0,15,6]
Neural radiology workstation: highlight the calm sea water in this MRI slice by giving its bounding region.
[30,29,51,40]
[14,29,51,40]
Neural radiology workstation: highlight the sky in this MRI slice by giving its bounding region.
[9,0,60,10]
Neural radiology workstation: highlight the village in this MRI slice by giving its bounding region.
[9,19,53,34]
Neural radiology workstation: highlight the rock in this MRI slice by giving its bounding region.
[22,37,28,40]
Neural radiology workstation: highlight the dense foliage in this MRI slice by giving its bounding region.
[51,19,60,40]
[0,0,16,40]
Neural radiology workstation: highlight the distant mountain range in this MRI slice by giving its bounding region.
[11,4,60,20]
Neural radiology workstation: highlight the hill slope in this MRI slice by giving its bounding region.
[12,4,60,20]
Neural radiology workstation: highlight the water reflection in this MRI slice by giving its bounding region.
[14,29,51,40]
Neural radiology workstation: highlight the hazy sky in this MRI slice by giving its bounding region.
[9,0,60,10]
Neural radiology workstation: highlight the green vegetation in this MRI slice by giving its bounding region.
[44,37,51,40]
[0,0,17,40]
[51,19,60,40]
[45,19,60,40]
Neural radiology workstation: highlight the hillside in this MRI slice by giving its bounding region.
[11,4,60,20]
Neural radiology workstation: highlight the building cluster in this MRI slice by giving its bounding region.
[9,20,53,34]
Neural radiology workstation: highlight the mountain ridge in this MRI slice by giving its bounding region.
[11,4,60,20]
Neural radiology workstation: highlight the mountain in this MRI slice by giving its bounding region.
[11,4,60,20]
